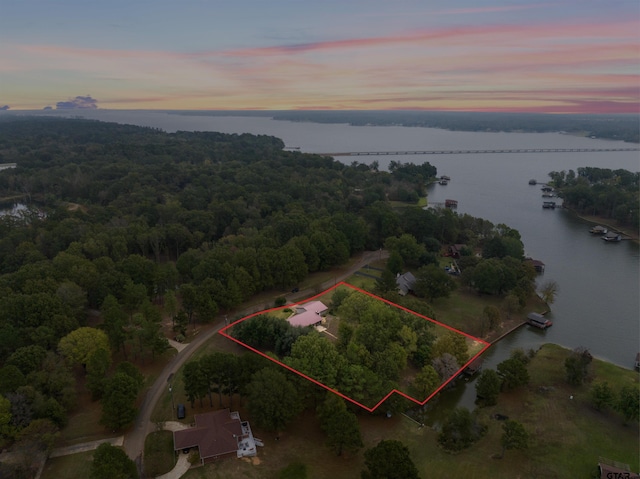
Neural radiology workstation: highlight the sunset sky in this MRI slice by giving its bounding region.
[1,0,638,113]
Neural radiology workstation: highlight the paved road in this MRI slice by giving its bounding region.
[49,436,124,458]
[123,249,388,472]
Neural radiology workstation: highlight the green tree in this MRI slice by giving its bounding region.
[0,394,12,437]
[482,305,501,332]
[413,264,456,301]
[412,364,440,399]
[58,327,110,368]
[361,439,420,479]
[246,368,302,432]
[500,420,528,458]
[100,373,140,431]
[497,357,529,390]
[438,407,486,452]
[100,295,127,353]
[287,333,344,387]
[384,234,426,267]
[385,250,404,276]
[6,345,47,376]
[317,394,363,456]
[564,347,592,386]
[86,348,112,400]
[590,382,614,412]
[431,332,469,365]
[183,361,207,408]
[115,362,144,390]
[615,385,640,424]
[475,369,502,406]
[376,268,398,294]
[90,442,139,479]
[501,294,521,319]
[539,280,559,305]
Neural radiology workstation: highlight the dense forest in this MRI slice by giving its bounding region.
[174,110,640,143]
[0,117,540,477]
[548,167,639,228]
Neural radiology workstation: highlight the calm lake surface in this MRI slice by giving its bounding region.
[20,112,639,377]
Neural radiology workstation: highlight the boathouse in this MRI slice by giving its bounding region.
[542,201,556,209]
[447,244,466,258]
[525,258,545,273]
[445,199,458,208]
[589,225,607,234]
[602,231,622,242]
[527,312,552,329]
[463,357,484,376]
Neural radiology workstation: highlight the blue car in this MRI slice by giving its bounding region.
[177,404,186,419]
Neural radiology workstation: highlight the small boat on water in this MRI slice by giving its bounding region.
[528,179,537,185]
[589,225,607,234]
[439,179,449,185]
[542,201,556,209]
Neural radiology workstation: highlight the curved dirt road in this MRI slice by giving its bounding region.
[123,249,388,471]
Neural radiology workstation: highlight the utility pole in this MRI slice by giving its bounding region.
[169,384,174,418]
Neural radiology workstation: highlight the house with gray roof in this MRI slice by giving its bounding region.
[396,272,417,296]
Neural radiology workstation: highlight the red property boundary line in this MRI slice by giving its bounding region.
[219,281,491,413]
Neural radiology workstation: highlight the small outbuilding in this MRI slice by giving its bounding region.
[396,272,417,296]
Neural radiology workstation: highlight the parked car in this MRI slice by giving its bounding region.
[177,404,186,419]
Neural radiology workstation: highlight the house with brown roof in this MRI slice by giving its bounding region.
[173,409,257,464]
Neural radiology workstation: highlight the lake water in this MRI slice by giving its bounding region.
[15,112,639,373]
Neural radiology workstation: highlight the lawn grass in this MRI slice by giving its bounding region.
[144,430,177,477]
[40,451,94,479]
[177,343,639,479]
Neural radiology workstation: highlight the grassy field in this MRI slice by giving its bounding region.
[40,451,94,479]
[173,343,638,479]
[145,430,177,477]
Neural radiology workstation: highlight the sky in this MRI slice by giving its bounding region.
[1,0,639,113]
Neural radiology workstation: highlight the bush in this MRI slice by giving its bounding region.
[438,407,487,452]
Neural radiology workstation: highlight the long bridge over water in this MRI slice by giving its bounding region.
[318,147,639,157]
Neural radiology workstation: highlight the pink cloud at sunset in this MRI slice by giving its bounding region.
[1,3,637,113]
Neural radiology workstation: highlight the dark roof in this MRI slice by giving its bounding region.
[396,272,417,295]
[173,409,242,459]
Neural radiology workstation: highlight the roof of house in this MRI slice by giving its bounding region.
[288,300,328,327]
[396,272,417,295]
[173,409,243,459]
[599,462,639,479]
